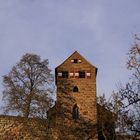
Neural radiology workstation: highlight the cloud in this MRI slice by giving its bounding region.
[0,0,140,110]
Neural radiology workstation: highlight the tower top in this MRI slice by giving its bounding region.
[56,51,98,71]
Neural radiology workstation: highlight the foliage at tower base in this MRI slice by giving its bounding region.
[2,53,55,119]
[97,94,117,140]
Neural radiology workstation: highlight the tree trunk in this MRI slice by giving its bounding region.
[24,94,32,118]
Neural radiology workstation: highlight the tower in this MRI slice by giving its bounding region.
[55,51,98,140]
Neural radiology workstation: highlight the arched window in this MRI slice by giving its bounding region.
[73,86,79,92]
[72,104,79,120]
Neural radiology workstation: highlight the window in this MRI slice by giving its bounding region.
[71,59,78,63]
[58,72,62,77]
[86,71,91,78]
[62,71,68,78]
[72,104,79,120]
[69,72,74,78]
[79,71,85,78]
[73,59,78,63]
[78,59,82,63]
[71,59,82,63]
[86,73,91,76]
[69,72,74,76]
[73,86,79,92]
[75,72,79,78]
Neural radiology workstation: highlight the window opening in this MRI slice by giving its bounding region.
[78,59,82,63]
[73,59,78,63]
[72,104,79,120]
[62,71,68,78]
[79,71,85,78]
[73,86,79,92]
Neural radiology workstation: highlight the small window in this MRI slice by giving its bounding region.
[69,72,74,78]
[73,86,79,92]
[58,72,62,77]
[62,71,68,78]
[73,59,78,63]
[72,104,79,120]
[79,71,85,78]
[71,59,81,63]
[69,72,74,76]
[78,59,82,63]
[86,73,91,76]
[86,72,91,78]
[75,72,79,76]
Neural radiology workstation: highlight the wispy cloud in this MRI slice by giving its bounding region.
[0,0,140,108]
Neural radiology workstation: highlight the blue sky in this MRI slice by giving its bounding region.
[0,0,140,108]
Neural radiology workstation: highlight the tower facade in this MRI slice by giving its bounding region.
[55,51,98,139]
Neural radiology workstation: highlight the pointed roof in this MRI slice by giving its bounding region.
[56,51,97,70]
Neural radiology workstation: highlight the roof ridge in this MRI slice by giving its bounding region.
[56,51,97,69]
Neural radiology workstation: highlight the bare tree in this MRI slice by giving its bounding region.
[2,53,55,118]
[97,40,140,139]
[117,38,140,138]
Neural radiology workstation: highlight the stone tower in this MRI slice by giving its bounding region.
[54,51,98,140]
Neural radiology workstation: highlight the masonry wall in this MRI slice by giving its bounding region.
[55,51,98,139]
[0,115,50,140]
[56,52,97,123]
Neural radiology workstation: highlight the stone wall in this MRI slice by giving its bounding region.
[56,51,97,124]
[0,115,50,140]
[55,51,98,139]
